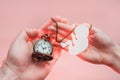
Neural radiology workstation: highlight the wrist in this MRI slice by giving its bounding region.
[0,62,20,80]
[107,44,120,73]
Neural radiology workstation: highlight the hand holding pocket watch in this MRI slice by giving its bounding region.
[3,17,69,80]
[32,18,75,62]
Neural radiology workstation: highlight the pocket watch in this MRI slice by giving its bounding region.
[32,34,53,62]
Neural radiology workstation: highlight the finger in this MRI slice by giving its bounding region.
[52,16,69,24]
[89,36,97,47]
[40,16,69,31]
[16,28,38,42]
[53,22,74,32]
[48,23,76,41]
[48,26,70,37]
[50,33,69,43]
[49,34,69,51]
[25,28,39,41]
[26,28,39,38]
[87,24,98,35]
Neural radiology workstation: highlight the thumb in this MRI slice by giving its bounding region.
[25,28,39,41]
[15,28,39,43]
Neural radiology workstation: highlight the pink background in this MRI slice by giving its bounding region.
[0,0,120,80]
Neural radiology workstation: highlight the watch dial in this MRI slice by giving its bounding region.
[34,39,53,55]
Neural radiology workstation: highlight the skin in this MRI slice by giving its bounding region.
[0,17,67,80]
[0,16,120,80]
[48,17,120,74]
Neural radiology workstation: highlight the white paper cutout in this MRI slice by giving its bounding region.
[60,24,89,55]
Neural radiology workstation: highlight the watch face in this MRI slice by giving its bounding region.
[33,39,53,55]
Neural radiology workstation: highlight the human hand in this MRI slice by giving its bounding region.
[79,24,120,73]
[48,17,120,74]
[0,17,68,80]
